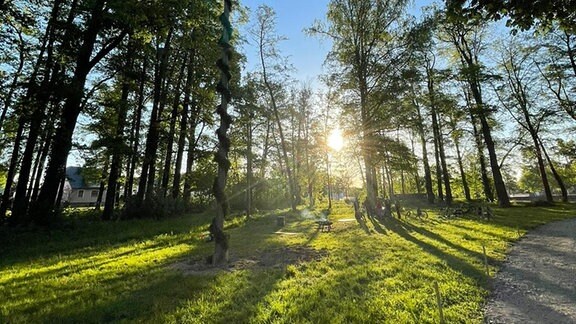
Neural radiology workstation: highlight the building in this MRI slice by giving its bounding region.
[64,166,105,206]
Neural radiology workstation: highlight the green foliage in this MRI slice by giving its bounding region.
[123,193,202,220]
[447,0,576,33]
[2,202,575,322]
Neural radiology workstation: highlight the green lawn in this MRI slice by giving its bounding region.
[1,202,574,323]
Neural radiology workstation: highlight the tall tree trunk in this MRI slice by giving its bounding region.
[470,112,493,201]
[34,0,127,224]
[326,152,332,209]
[0,120,25,222]
[6,0,68,223]
[414,98,434,204]
[540,138,568,202]
[0,0,62,224]
[95,157,109,211]
[259,120,272,179]
[161,56,186,195]
[55,174,66,210]
[304,112,313,207]
[102,40,134,220]
[502,59,554,203]
[360,95,378,215]
[410,133,422,194]
[210,0,233,265]
[183,114,204,201]
[463,86,494,202]
[137,28,173,203]
[125,59,147,199]
[437,117,452,204]
[426,62,451,204]
[454,37,510,206]
[30,123,54,201]
[259,46,297,212]
[246,109,254,217]
[173,54,194,199]
[530,133,553,202]
[453,133,471,201]
[433,129,444,202]
[470,82,510,206]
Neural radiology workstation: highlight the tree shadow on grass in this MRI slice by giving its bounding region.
[0,214,212,268]
[3,213,321,323]
[446,222,515,241]
[485,283,576,324]
[381,217,488,283]
[366,215,387,234]
[395,220,499,265]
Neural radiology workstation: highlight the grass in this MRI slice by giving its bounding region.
[0,202,574,323]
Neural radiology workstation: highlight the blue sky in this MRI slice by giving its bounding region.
[239,0,332,83]
[239,0,437,84]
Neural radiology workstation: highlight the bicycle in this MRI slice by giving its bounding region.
[440,206,465,219]
[405,207,429,221]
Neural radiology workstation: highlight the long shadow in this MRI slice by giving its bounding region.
[0,214,211,268]
[485,283,576,323]
[366,215,387,234]
[381,217,488,282]
[3,211,305,323]
[351,214,371,235]
[1,240,192,286]
[397,221,499,264]
[505,265,576,302]
[446,222,515,241]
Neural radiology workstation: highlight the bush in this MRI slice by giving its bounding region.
[122,193,198,219]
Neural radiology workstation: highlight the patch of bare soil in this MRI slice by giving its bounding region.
[484,218,576,323]
[171,246,328,276]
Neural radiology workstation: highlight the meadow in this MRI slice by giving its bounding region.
[1,201,574,323]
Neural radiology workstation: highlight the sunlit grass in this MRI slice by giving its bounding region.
[1,202,574,323]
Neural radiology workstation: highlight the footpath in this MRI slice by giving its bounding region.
[484,218,576,323]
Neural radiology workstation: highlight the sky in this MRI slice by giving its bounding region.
[239,0,332,84]
[239,0,437,85]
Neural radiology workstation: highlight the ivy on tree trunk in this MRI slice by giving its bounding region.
[211,0,233,266]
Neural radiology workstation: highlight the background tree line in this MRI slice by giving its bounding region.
[1,0,576,229]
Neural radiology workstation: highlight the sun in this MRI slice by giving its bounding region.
[327,128,344,151]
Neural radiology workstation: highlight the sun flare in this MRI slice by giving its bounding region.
[328,129,344,151]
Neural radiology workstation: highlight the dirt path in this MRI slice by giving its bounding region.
[484,218,576,323]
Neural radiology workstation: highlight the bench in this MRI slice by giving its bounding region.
[315,220,333,232]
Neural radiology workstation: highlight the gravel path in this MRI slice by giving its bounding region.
[484,218,576,323]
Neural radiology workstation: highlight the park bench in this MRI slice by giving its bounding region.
[315,219,333,232]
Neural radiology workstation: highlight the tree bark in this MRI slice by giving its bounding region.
[540,138,568,203]
[259,39,297,212]
[414,98,435,204]
[0,120,25,222]
[452,31,510,206]
[125,59,147,200]
[453,132,471,201]
[30,122,54,201]
[102,40,135,220]
[137,27,173,203]
[211,0,233,266]
[160,55,186,195]
[34,0,128,224]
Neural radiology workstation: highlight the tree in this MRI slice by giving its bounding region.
[311,0,409,214]
[102,38,136,221]
[447,0,576,33]
[210,0,234,266]
[493,37,556,202]
[440,11,511,207]
[32,0,130,224]
[250,5,298,212]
